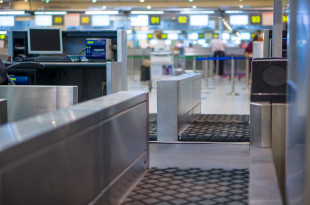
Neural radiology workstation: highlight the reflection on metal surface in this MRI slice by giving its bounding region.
[0,91,148,204]
[286,0,310,204]
[271,103,287,200]
[249,146,283,205]
[0,99,7,125]
[250,102,271,148]
[157,73,201,141]
[0,85,78,122]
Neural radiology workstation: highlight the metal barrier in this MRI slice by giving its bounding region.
[0,99,7,125]
[0,91,149,205]
[157,73,201,141]
[0,85,78,122]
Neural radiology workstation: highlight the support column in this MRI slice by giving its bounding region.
[272,0,283,57]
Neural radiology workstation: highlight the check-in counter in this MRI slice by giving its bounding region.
[0,85,78,122]
[0,91,149,204]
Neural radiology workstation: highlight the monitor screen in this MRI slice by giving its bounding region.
[27,28,63,54]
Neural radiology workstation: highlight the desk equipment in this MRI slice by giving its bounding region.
[34,55,71,62]
[85,38,112,60]
[27,28,63,55]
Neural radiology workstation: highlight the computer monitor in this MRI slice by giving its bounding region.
[27,28,63,54]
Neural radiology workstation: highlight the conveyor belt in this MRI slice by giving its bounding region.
[179,121,250,142]
[149,114,250,142]
[122,167,249,204]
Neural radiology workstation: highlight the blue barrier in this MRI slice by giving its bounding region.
[196,56,246,61]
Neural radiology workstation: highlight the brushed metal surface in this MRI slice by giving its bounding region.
[286,0,309,204]
[0,91,148,205]
[91,152,147,205]
[250,102,271,147]
[0,99,7,125]
[157,73,201,141]
[272,103,287,200]
[249,146,283,205]
[0,85,78,122]
[107,30,128,95]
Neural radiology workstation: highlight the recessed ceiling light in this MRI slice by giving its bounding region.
[240,0,243,1]
[0,1,3,3]
[188,0,193,2]
[239,5,243,8]
[140,0,144,2]
[92,0,96,3]
[102,6,106,9]
[147,5,151,9]
[192,5,197,9]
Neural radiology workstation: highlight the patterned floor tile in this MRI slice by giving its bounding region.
[122,167,249,205]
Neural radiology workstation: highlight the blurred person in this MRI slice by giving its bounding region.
[210,36,226,75]
[239,40,247,48]
[154,31,168,51]
[255,30,263,42]
[244,35,259,84]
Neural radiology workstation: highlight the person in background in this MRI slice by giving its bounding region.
[244,35,259,84]
[210,36,226,76]
[239,40,247,48]
[255,30,263,42]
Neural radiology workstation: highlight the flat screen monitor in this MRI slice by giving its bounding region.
[27,28,63,54]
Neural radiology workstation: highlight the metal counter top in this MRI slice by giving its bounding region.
[0,91,147,165]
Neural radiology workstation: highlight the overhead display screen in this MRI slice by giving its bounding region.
[130,15,149,26]
[177,15,189,25]
[92,15,110,26]
[149,15,161,25]
[35,15,53,26]
[0,16,14,27]
[229,15,249,26]
[190,15,209,26]
[250,14,262,25]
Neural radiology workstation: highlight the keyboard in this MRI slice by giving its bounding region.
[34,56,72,62]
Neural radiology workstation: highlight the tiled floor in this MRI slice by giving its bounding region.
[122,167,249,205]
[126,76,250,204]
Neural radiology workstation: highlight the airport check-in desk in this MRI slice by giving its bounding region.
[0,91,149,205]
[0,85,78,122]
[157,73,201,141]
[7,30,127,102]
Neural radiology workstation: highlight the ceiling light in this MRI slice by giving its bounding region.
[102,6,106,9]
[140,0,144,2]
[35,11,67,15]
[147,5,151,9]
[25,0,28,2]
[92,0,96,3]
[188,0,193,2]
[85,11,119,15]
[0,1,3,3]
[180,10,215,14]
[0,31,7,35]
[240,0,243,1]
[192,5,197,9]
[131,11,164,14]
[0,11,25,15]
[239,5,243,8]
[224,10,244,14]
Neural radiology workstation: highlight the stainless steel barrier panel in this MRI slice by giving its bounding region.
[157,73,201,141]
[249,146,283,205]
[0,99,7,125]
[0,91,149,205]
[271,103,287,200]
[250,102,271,147]
[0,85,78,122]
